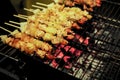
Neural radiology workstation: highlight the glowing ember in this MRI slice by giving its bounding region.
[84,37,89,45]
[57,52,64,58]
[63,56,71,62]
[51,59,58,68]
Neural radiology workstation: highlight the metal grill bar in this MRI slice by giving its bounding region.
[94,1,120,20]
[102,0,120,6]
[94,14,120,24]
[98,40,120,80]
[0,48,14,63]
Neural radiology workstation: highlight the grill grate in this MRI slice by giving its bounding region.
[0,40,26,80]
[0,0,120,80]
[0,52,26,80]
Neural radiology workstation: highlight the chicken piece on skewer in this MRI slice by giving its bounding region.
[42,33,68,45]
[36,49,47,59]
[43,33,55,41]
[0,35,8,43]
[52,36,68,45]
[36,49,55,59]
[38,26,57,35]
[25,26,45,39]
[72,22,81,29]
[31,37,53,52]
[78,16,90,24]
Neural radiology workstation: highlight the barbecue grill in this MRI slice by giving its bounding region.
[0,0,120,80]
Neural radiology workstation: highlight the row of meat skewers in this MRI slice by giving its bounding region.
[0,2,97,61]
[0,29,54,59]
[5,3,92,44]
[53,0,101,11]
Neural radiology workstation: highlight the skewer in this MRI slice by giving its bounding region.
[24,8,34,12]
[5,22,27,34]
[4,22,20,29]
[32,5,46,10]
[13,14,27,20]
[36,2,48,7]
[9,21,20,25]
[0,26,12,33]
[24,8,43,14]
[18,14,28,18]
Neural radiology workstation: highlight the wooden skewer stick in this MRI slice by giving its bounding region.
[24,8,34,12]
[24,8,42,14]
[9,21,20,25]
[4,22,20,29]
[13,14,27,20]
[36,2,48,7]
[18,14,28,18]
[32,5,46,10]
[0,26,12,33]
[5,22,27,33]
